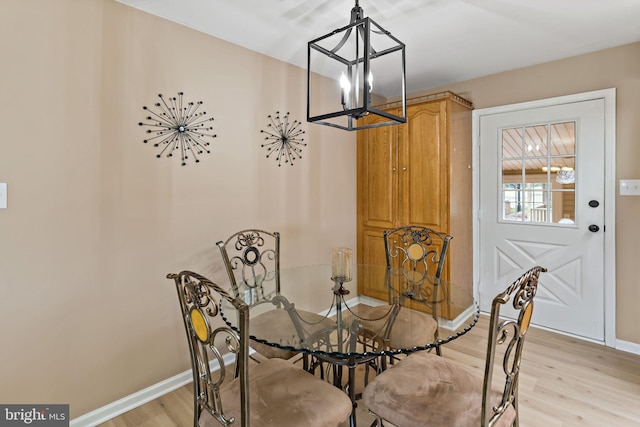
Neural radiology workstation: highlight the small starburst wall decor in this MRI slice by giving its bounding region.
[138,92,217,166]
[260,111,307,167]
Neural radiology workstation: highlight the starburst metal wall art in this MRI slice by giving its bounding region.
[260,111,307,167]
[138,92,217,166]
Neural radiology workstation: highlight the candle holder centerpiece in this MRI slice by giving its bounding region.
[331,247,353,295]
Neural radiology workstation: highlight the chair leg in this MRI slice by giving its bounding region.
[388,353,397,366]
[513,386,520,427]
[363,355,385,386]
[194,405,201,427]
[193,382,201,427]
[305,355,327,380]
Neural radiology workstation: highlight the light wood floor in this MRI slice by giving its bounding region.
[100,316,640,426]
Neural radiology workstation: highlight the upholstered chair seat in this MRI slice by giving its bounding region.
[353,304,438,350]
[168,270,352,427]
[249,309,336,359]
[362,351,515,427]
[361,266,546,427]
[199,358,352,427]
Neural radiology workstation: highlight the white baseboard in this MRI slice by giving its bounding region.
[318,295,386,317]
[70,354,235,427]
[354,295,387,308]
[616,339,640,355]
[478,310,640,357]
[438,303,479,331]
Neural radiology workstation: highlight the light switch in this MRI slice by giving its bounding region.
[0,183,6,209]
[620,179,640,196]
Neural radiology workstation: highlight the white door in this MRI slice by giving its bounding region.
[478,98,605,341]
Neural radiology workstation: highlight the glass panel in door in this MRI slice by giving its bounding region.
[500,122,576,224]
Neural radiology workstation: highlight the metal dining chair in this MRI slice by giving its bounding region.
[217,229,334,361]
[362,266,547,427]
[356,225,452,358]
[167,270,352,427]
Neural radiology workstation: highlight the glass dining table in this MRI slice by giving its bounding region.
[220,264,479,427]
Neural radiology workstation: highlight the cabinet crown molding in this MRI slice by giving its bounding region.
[378,91,473,110]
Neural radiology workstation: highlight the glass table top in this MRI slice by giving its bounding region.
[220,264,479,359]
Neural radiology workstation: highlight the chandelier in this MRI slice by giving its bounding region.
[307,0,406,131]
[543,166,575,184]
[556,168,575,184]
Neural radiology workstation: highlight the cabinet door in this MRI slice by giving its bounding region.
[357,113,399,230]
[400,101,448,230]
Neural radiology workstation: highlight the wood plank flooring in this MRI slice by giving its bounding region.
[100,316,640,426]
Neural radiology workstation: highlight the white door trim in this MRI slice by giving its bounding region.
[472,88,616,347]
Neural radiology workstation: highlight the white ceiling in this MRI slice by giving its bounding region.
[116,0,640,96]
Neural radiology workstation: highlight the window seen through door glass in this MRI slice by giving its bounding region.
[501,122,576,224]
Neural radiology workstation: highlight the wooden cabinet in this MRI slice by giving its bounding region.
[356,92,474,312]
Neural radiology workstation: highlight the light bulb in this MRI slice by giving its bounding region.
[340,72,351,94]
[340,72,351,108]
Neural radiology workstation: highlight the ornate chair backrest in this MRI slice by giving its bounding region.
[383,225,452,301]
[167,271,250,427]
[216,229,280,301]
[481,266,546,427]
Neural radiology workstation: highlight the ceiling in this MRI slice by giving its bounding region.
[116,0,640,97]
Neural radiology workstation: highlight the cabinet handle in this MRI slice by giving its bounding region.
[402,166,407,171]
[392,167,397,172]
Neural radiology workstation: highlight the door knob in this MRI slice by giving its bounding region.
[589,200,599,208]
[588,224,600,232]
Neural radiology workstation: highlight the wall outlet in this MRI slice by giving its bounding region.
[0,183,6,209]
[620,179,640,196]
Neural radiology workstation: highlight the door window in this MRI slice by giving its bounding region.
[500,122,576,224]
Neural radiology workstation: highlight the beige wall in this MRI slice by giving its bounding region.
[416,42,640,345]
[0,0,356,418]
[1,0,638,420]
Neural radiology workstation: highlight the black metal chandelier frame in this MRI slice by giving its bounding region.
[307,1,406,131]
